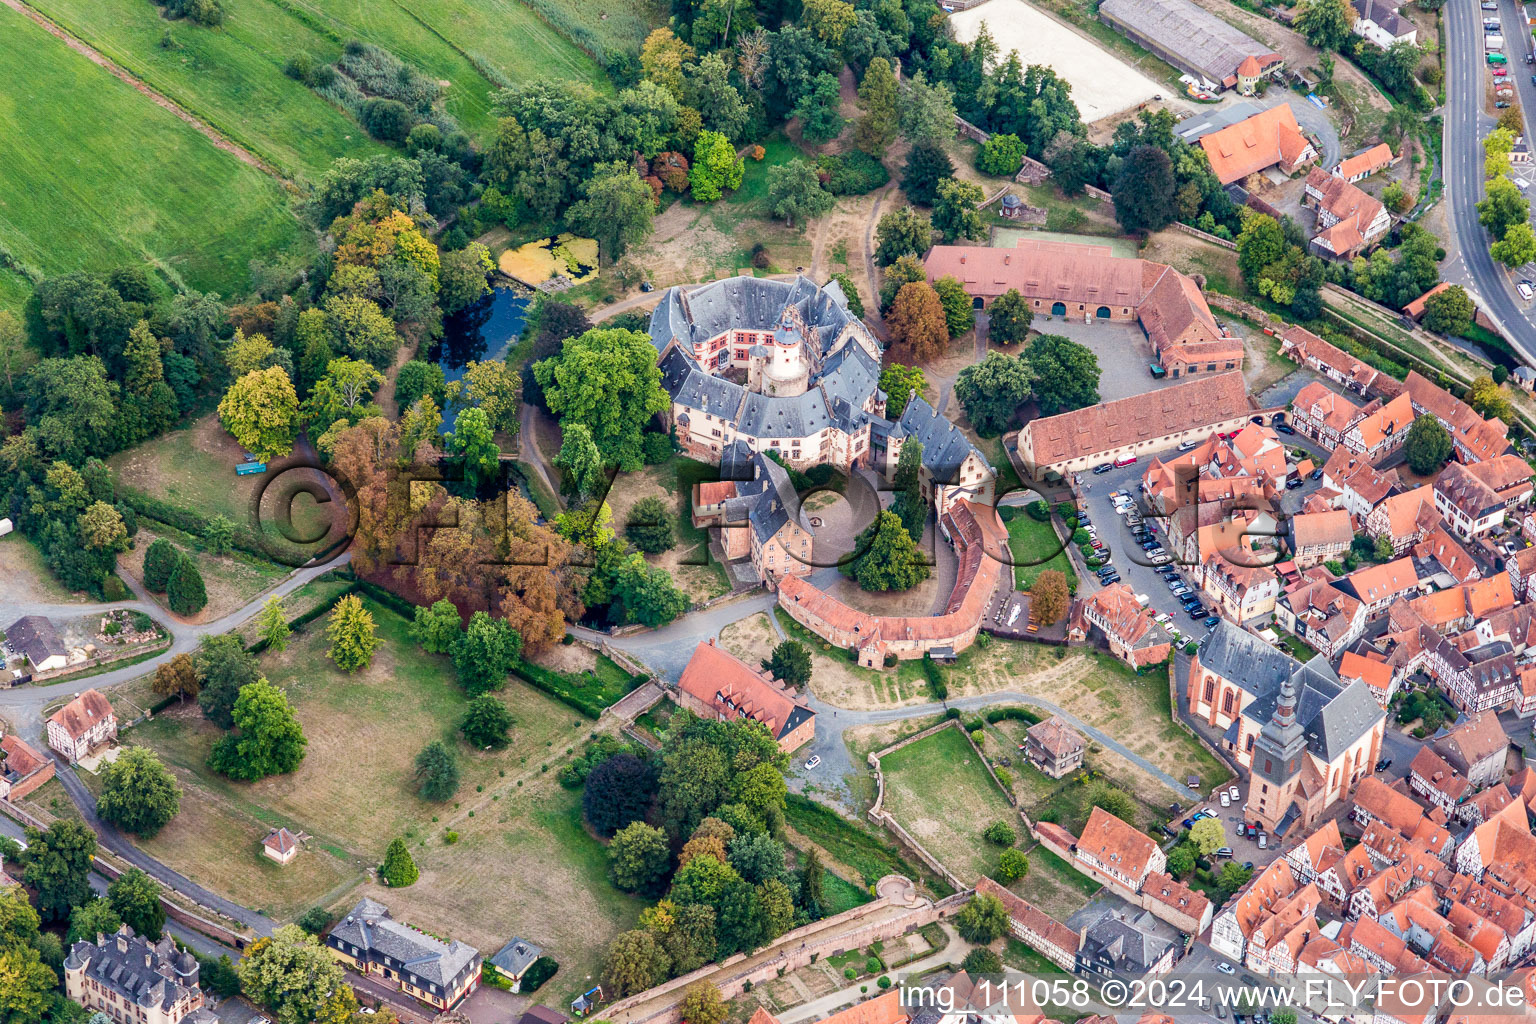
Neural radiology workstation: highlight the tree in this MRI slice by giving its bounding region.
[900,73,957,145]
[640,27,694,99]
[1114,145,1177,234]
[256,595,291,654]
[218,368,299,463]
[66,899,121,945]
[445,406,500,489]
[1422,285,1475,335]
[142,539,180,592]
[1478,174,1529,240]
[237,925,347,1024]
[0,886,55,1024]
[0,310,33,394]
[987,290,1033,344]
[1237,214,1288,289]
[584,753,658,836]
[603,930,669,997]
[932,178,985,243]
[1090,783,1138,821]
[611,552,691,627]
[1167,844,1197,877]
[437,244,493,317]
[208,678,308,780]
[566,163,657,262]
[1027,334,1101,414]
[767,160,834,226]
[452,612,523,695]
[1218,862,1254,897]
[625,496,676,554]
[204,514,235,556]
[902,142,955,206]
[891,438,926,541]
[854,57,899,155]
[886,281,949,362]
[690,131,744,201]
[410,600,462,654]
[325,595,380,673]
[1468,374,1516,422]
[1031,569,1070,624]
[1189,817,1227,855]
[152,653,199,704]
[22,821,97,923]
[933,276,976,337]
[556,422,606,501]
[979,134,1026,177]
[1296,0,1354,49]
[414,740,460,801]
[459,694,514,749]
[765,640,812,688]
[802,0,856,46]
[852,510,929,592]
[195,633,259,728]
[997,848,1029,883]
[984,821,1017,846]
[166,557,207,617]
[879,364,927,418]
[536,328,670,471]
[793,73,844,145]
[1493,222,1536,268]
[459,359,521,436]
[106,869,165,938]
[955,893,1008,943]
[954,351,1033,436]
[678,983,727,1024]
[97,748,180,838]
[380,838,418,887]
[303,357,384,436]
[961,947,1003,975]
[874,208,932,267]
[1382,180,1409,214]
[78,502,127,552]
[609,821,672,892]
[324,295,398,368]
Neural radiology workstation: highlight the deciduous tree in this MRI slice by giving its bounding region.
[1493,222,1536,267]
[852,510,929,592]
[97,749,180,838]
[1189,817,1226,855]
[583,753,658,836]
[792,73,844,145]
[208,679,308,780]
[997,848,1029,883]
[451,611,523,695]
[678,983,727,1024]
[66,899,120,946]
[1422,285,1475,336]
[410,599,462,654]
[603,930,670,997]
[325,595,380,673]
[107,869,165,938]
[218,368,299,462]
[1296,0,1354,50]
[931,178,985,243]
[955,892,1008,943]
[954,351,1033,436]
[78,503,127,553]
[886,281,949,362]
[874,208,932,267]
[689,131,744,201]
[1478,174,1528,239]
[933,276,975,337]
[459,359,521,437]
[978,133,1026,177]
[1030,569,1070,625]
[767,160,834,227]
[152,653,200,704]
[535,328,670,472]
[878,364,927,418]
[22,821,97,924]
[237,925,347,1024]
[566,163,657,262]
[609,822,672,892]
[986,290,1033,344]
[195,633,259,728]
[1027,333,1101,414]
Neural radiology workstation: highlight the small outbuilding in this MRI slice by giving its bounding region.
[262,828,300,865]
[488,937,544,990]
[3,616,67,674]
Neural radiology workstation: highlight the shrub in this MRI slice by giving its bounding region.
[1026,501,1050,521]
[296,906,333,934]
[520,956,558,993]
[995,766,1013,788]
[102,577,129,602]
[878,976,892,989]
[1072,528,1090,544]
[641,431,674,465]
[969,728,984,745]
[445,830,460,844]
[865,956,882,974]
[983,821,1017,846]
[751,243,771,269]
[817,151,891,195]
[844,967,856,980]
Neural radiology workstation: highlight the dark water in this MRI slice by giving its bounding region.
[427,285,529,432]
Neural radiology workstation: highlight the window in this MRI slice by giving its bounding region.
[1245,735,1255,753]
[1221,690,1234,715]
[1263,760,1272,776]
[1203,679,1215,702]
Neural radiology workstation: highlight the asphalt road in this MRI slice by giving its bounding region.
[1445,0,1536,364]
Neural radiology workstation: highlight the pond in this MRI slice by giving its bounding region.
[427,285,529,432]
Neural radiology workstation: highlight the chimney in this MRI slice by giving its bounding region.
[959,254,967,264]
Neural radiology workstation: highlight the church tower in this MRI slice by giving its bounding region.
[1245,674,1307,830]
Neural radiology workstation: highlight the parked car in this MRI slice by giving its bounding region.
[1216,847,1234,858]
[804,755,821,770]
[1285,477,1304,489]
[1275,423,1296,435]
[1188,607,1208,620]
[1258,833,1268,849]
[1204,615,1220,627]
[1375,758,1392,772]
[1100,573,1121,584]
[1093,463,1114,474]
[1217,963,1236,976]
[1229,785,1239,800]
[1177,439,1200,452]
[1311,467,1324,480]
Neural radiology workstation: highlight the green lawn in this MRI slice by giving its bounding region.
[0,4,309,299]
[1004,512,1078,591]
[784,794,938,893]
[876,726,1019,885]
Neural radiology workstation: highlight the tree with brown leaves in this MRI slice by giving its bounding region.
[886,281,950,363]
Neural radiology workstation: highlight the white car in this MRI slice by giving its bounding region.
[1216,963,1236,976]
[1228,785,1240,801]
[804,755,821,770]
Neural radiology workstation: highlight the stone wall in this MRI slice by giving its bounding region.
[1205,292,1276,327]
[1170,221,1238,251]
[603,891,972,1024]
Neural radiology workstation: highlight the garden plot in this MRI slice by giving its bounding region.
[948,0,1162,123]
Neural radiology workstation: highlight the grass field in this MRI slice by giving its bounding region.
[1004,513,1079,591]
[119,526,289,622]
[124,598,643,984]
[876,726,1019,885]
[0,4,310,303]
[0,534,88,606]
[1012,844,1101,923]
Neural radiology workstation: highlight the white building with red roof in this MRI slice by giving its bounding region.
[46,689,116,765]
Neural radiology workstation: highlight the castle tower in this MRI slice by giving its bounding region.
[760,317,811,397]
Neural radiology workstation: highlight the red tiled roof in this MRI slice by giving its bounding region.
[263,827,299,854]
[678,641,812,741]
[48,689,114,743]
[1200,105,1314,184]
[1337,143,1395,181]
[1078,807,1159,881]
[0,735,46,778]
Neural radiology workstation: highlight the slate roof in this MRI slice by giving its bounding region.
[3,616,65,667]
[490,937,543,978]
[1079,910,1174,973]
[328,898,480,990]
[65,926,200,1012]
[716,441,800,544]
[1202,620,1383,761]
[895,394,993,484]
[1352,0,1414,38]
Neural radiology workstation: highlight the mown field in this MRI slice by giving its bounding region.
[0,3,309,303]
[122,598,644,990]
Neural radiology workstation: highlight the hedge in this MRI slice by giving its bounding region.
[115,488,271,561]
[984,706,1043,726]
[509,658,606,719]
[519,955,558,993]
